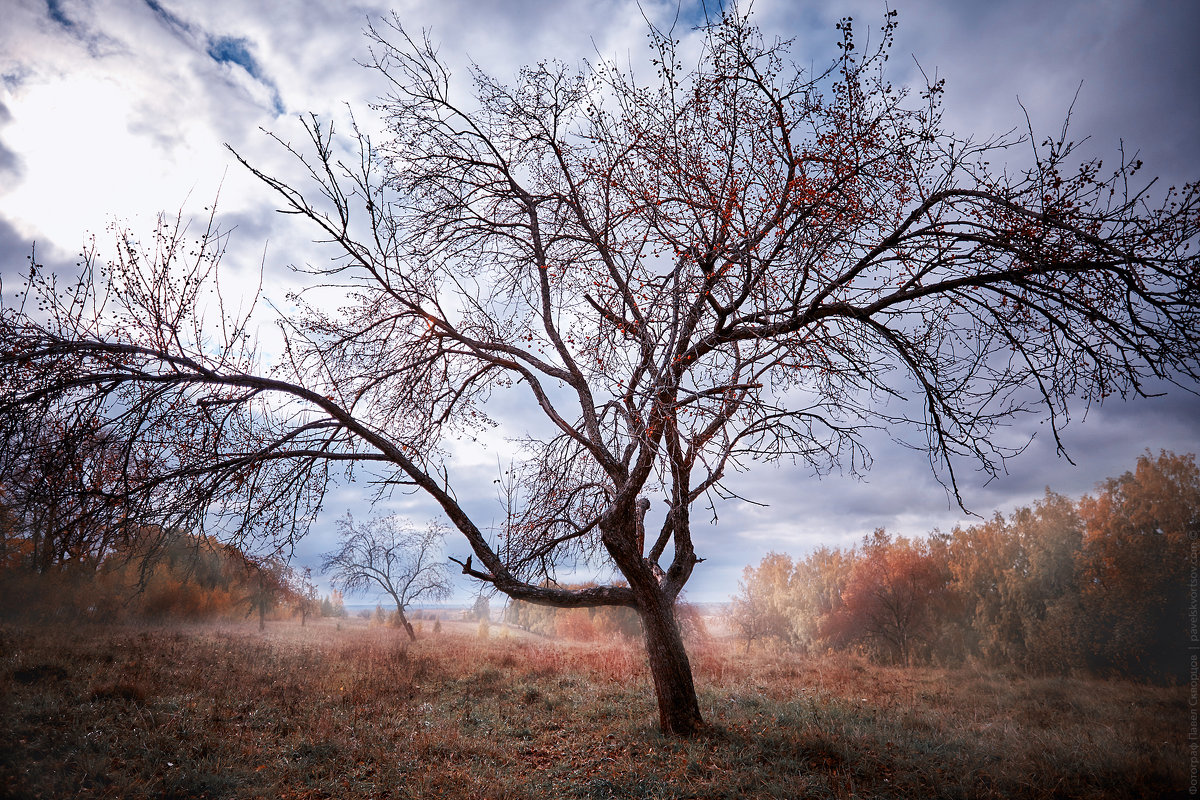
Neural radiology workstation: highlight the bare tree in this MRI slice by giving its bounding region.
[0,403,137,573]
[1,8,1198,734]
[321,514,450,640]
[238,554,294,632]
[291,566,322,627]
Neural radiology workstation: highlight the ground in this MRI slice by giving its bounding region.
[0,617,1186,799]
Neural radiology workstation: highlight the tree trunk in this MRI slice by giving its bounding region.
[396,606,416,641]
[638,594,705,736]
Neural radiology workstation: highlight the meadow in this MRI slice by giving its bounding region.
[0,617,1185,799]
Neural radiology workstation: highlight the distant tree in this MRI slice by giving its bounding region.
[1076,450,1198,680]
[505,593,558,636]
[946,513,1029,666]
[321,514,451,640]
[593,601,645,640]
[3,6,1198,734]
[729,553,795,652]
[791,546,855,653]
[291,566,321,626]
[1007,490,1087,674]
[471,595,492,623]
[828,530,951,665]
[243,557,294,631]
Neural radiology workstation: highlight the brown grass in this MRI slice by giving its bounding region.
[0,618,1186,799]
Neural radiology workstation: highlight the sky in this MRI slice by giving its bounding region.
[2,0,1198,606]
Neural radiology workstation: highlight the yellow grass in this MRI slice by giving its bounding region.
[0,617,1185,799]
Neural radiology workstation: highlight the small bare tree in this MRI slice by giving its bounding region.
[321,514,451,640]
[291,566,321,626]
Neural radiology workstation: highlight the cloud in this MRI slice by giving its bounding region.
[138,0,287,117]
[205,35,286,116]
[142,0,193,37]
[0,101,20,183]
[1,0,1197,605]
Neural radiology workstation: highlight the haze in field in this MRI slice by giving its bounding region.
[1,0,1198,602]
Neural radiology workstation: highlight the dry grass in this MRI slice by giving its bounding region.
[0,618,1186,799]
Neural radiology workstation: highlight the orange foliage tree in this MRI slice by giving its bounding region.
[824,530,953,665]
[730,552,796,652]
[1077,450,1198,680]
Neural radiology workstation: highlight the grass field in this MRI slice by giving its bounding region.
[0,617,1186,799]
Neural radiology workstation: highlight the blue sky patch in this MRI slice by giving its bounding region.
[207,36,259,78]
[206,35,285,116]
[46,0,76,30]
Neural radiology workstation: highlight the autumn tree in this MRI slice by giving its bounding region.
[2,8,1199,733]
[825,530,951,665]
[1006,489,1087,673]
[729,552,796,651]
[320,590,347,618]
[321,513,451,640]
[945,513,1029,666]
[1076,450,1198,680]
[789,545,855,653]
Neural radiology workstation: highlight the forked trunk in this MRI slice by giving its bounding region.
[639,594,705,736]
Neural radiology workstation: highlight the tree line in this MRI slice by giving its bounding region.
[731,450,1196,682]
[0,509,346,626]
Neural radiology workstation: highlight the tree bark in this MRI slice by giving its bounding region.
[396,606,416,641]
[638,593,705,736]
